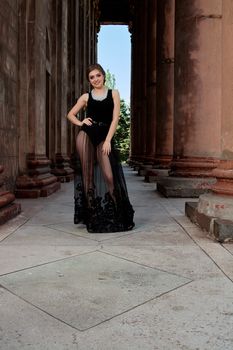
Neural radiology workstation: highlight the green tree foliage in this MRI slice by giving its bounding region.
[105,69,116,89]
[115,100,131,162]
[105,70,130,162]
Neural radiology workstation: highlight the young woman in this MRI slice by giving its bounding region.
[67,63,134,233]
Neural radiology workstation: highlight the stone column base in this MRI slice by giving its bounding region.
[137,164,154,176]
[170,157,219,177]
[15,174,61,198]
[144,169,170,183]
[0,191,21,225]
[186,193,233,243]
[15,155,61,198]
[211,166,233,195]
[153,155,172,169]
[51,154,74,183]
[157,177,216,198]
[0,165,21,224]
[127,160,144,172]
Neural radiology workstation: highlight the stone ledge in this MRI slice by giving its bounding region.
[214,219,233,243]
[145,169,169,183]
[157,177,216,198]
[185,202,212,232]
[185,202,233,243]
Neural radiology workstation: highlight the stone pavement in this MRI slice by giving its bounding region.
[0,166,233,350]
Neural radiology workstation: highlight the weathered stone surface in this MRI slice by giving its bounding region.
[157,177,216,198]
[144,169,169,183]
[129,1,148,161]
[197,192,233,221]
[186,201,233,242]
[15,188,41,199]
[16,174,58,189]
[0,165,21,224]
[173,1,222,164]
[155,0,174,166]
[144,0,157,161]
[211,164,233,196]
[0,191,15,208]
[1,0,81,198]
[40,181,61,197]
[0,0,19,192]
[1,168,233,350]
[0,251,189,331]
[51,153,74,182]
[209,2,233,198]
[214,219,233,243]
[137,164,153,176]
[15,154,61,197]
[0,203,21,225]
[185,202,212,232]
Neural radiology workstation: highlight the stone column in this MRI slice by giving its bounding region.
[155,0,175,168]
[144,0,157,163]
[92,0,99,62]
[71,0,98,172]
[0,0,20,193]
[129,2,140,162]
[52,0,74,183]
[130,0,148,163]
[66,0,75,158]
[211,0,233,197]
[157,0,221,197]
[16,0,60,198]
[139,1,148,162]
[186,0,233,241]
[82,0,89,92]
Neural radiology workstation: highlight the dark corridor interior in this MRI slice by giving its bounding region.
[99,0,130,24]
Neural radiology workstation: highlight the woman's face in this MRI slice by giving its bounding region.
[88,69,104,88]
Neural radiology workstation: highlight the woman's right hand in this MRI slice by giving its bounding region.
[81,117,93,126]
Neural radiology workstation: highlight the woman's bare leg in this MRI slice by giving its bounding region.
[76,131,94,194]
[97,142,115,195]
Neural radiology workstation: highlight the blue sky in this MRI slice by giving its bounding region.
[98,25,131,102]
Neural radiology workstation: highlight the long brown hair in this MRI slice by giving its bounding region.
[86,63,106,82]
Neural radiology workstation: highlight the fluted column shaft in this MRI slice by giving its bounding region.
[144,0,157,163]
[171,0,222,176]
[211,0,233,195]
[130,0,148,161]
[155,0,175,168]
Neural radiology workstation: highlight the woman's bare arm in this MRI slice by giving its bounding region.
[67,93,92,126]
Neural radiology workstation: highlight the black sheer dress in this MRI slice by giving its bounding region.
[74,89,135,233]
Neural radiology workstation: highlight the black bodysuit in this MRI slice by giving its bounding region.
[81,89,114,146]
